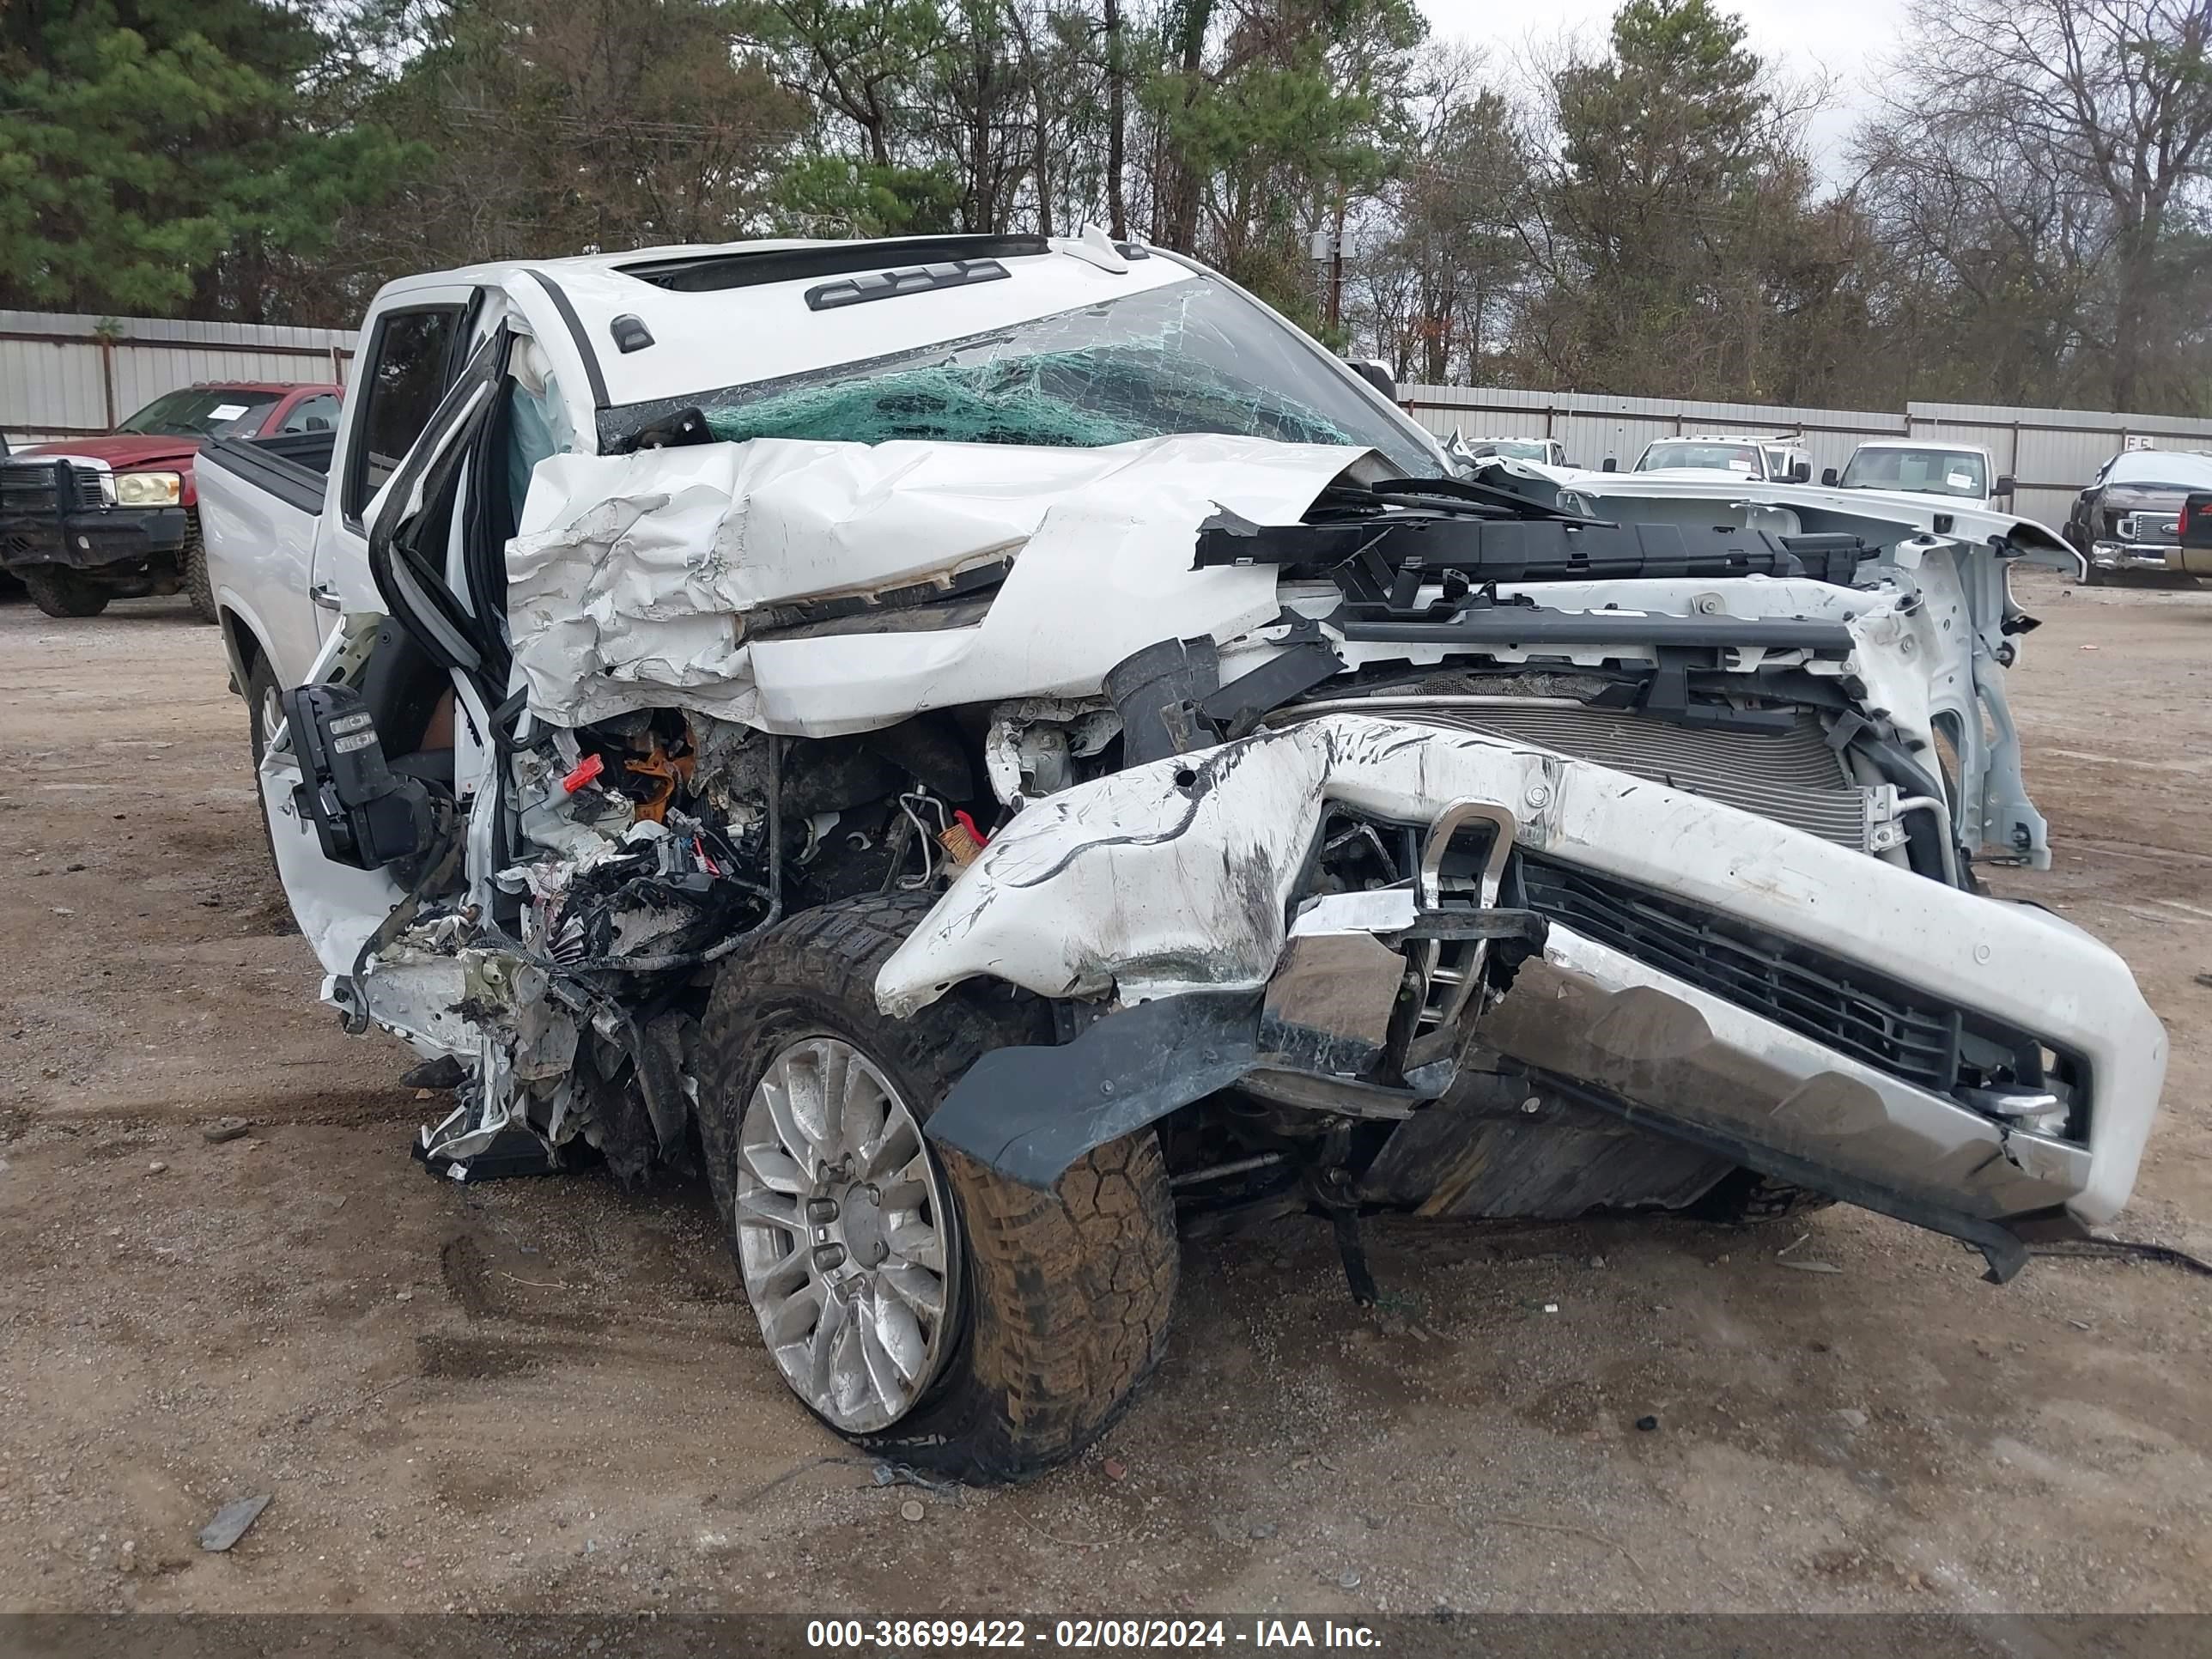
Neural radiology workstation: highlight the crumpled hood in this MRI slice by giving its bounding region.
[507,434,1378,732]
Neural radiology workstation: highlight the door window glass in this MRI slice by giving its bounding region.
[280,393,342,434]
[346,307,465,519]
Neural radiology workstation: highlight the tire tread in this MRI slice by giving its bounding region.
[696,893,1177,1483]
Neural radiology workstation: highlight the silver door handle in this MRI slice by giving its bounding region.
[310,583,342,612]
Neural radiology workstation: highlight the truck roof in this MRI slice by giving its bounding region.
[370,231,1396,433]
[1666,433,1803,446]
[175,380,343,395]
[1849,437,1994,459]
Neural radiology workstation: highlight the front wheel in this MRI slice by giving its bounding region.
[696,895,1179,1482]
[21,567,109,618]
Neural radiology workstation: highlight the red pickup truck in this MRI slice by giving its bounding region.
[0,381,343,621]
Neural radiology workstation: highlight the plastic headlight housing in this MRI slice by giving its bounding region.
[113,471,183,507]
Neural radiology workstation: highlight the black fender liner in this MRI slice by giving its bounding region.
[924,990,1261,1190]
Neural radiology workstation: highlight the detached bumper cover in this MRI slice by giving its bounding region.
[881,714,2166,1228]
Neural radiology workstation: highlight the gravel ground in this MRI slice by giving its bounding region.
[0,568,2206,1615]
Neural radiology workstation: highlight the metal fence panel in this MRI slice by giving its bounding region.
[0,309,355,445]
[0,331,107,444]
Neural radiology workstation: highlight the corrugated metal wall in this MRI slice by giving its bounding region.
[0,310,355,447]
[1403,386,2212,529]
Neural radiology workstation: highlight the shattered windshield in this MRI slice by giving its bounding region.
[116,387,279,439]
[1842,447,1988,498]
[618,275,1443,476]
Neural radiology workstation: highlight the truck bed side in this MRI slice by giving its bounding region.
[200,430,338,693]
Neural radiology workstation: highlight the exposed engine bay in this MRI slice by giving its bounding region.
[405,696,1102,1183]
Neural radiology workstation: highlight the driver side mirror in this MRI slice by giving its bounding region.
[1601,457,1619,473]
[1790,460,1812,483]
[2182,493,2212,549]
[1994,475,2016,499]
[1349,359,1395,402]
[1820,466,1838,486]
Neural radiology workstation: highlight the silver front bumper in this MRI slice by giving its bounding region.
[1474,926,2093,1224]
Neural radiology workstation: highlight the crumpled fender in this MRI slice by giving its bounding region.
[876,720,1350,1015]
[876,714,1567,1017]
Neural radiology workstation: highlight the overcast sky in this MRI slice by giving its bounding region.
[1417,0,1917,181]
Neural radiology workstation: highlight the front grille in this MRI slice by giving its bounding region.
[0,459,102,518]
[2117,512,2179,544]
[0,461,63,518]
[1516,854,1962,1091]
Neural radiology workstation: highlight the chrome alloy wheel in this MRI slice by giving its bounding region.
[732,1036,960,1433]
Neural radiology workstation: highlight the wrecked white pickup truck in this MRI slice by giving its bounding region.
[198,232,2166,1482]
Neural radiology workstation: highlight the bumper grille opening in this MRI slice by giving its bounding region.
[1513,855,2083,1128]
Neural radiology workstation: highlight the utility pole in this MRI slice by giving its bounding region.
[1310,222,1346,337]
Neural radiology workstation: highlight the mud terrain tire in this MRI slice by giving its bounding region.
[22,567,109,617]
[696,893,1179,1482]
[182,514,217,623]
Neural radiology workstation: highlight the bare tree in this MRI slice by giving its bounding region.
[1886,0,2212,410]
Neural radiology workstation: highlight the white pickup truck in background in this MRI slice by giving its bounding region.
[1627,432,1814,484]
[1825,439,2016,507]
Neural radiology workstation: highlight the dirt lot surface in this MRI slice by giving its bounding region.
[0,569,2207,1618]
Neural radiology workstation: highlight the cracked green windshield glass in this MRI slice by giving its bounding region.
[684,275,1442,476]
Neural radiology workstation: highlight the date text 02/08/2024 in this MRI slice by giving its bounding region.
[805,1620,1383,1650]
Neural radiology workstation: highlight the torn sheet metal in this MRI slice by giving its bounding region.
[875,711,2165,1224]
[1491,473,2071,868]
[507,434,1377,733]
